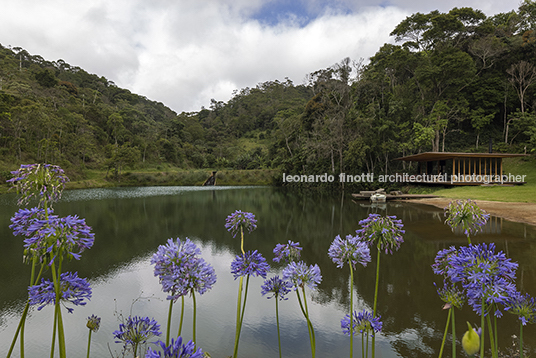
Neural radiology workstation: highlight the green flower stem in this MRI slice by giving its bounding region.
[133,342,139,358]
[7,259,46,358]
[520,321,524,358]
[56,296,66,358]
[480,297,485,358]
[494,314,498,357]
[372,247,381,358]
[50,256,66,358]
[240,227,245,255]
[178,296,185,337]
[466,234,472,245]
[276,297,282,358]
[366,330,369,358]
[50,304,58,358]
[232,275,245,358]
[238,275,251,336]
[361,331,365,358]
[451,307,456,358]
[86,329,92,358]
[300,287,316,358]
[20,302,30,358]
[486,315,497,358]
[192,291,197,344]
[295,290,313,357]
[7,302,30,358]
[438,308,451,358]
[166,299,174,346]
[349,263,354,358]
[372,249,381,315]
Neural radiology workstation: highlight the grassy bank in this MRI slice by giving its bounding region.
[67,168,280,189]
[430,156,536,203]
[0,167,282,194]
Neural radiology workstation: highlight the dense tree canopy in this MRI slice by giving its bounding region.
[1,1,535,187]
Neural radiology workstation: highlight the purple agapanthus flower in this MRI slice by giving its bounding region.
[273,240,302,263]
[282,261,322,291]
[356,214,405,254]
[444,243,518,317]
[87,314,101,332]
[145,337,204,358]
[432,246,458,276]
[9,207,50,236]
[261,275,293,301]
[7,163,69,207]
[28,271,92,313]
[328,234,371,269]
[341,309,382,337]
[113,316,161,352]
[434,281,465,309]
[231,250,270,279]
[444,199,490,238]
[225,210,257,238]
[504,291,536,325]
[13,210,95,263]
[151,238,216,300]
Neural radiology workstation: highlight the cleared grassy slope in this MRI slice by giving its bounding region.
[432,157,536,203]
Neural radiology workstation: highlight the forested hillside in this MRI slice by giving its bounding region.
[1,1,535,186]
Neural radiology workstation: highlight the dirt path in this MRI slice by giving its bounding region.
[403,198,536,226]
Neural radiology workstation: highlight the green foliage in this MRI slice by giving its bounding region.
[1,1,536,186]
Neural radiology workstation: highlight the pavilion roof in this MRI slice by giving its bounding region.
[394,152,527,162]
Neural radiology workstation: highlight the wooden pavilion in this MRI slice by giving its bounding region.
[394,152,527,185]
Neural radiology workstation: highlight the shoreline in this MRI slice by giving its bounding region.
[403,198,536,227]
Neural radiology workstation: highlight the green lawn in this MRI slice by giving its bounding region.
[432,156,536,203]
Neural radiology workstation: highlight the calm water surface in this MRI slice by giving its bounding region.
[1,186,535,357]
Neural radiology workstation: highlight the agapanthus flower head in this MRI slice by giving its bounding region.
[444,199,490,238]
[151,238,216,300]
[341,309,382,337]
[12,210,95,264]
[231,250,270,279]
[145,337,204,358]
[28,271,92,313]
[446,243,518,316]
[273,240,302,263]
[328,234,371,269]
[504,291,536,325]
[356,214,405,254]
[10,207,51,263]
[113,316,161,351]
[431,246,458,276]
[434,281,464,309]
[282,261,322,291]
[225,210,257,238]
[261,275,293,301]
[7,163,69,207]
[188,257,217,295]
[87,314,101,332]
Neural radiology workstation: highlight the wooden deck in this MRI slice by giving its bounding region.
[351,193,439,201]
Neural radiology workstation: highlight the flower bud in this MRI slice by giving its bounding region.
[462,322,480,356]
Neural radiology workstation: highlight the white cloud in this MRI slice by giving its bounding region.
[0,0,522,113]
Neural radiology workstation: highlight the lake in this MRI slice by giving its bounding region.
[1,186,535,357]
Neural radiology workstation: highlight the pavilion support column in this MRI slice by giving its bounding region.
[499,158,503,184]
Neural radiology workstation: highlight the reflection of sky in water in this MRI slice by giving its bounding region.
[1,187,535,357]
[60,186,265,202]
[0,238,399,357]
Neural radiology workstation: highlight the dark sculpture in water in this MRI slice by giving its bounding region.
[203,171,217,186]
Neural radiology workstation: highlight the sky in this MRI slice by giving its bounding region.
[0,0,521,114]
